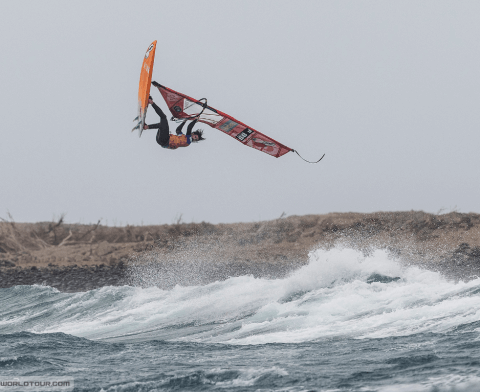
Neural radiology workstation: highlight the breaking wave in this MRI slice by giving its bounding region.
[1,247,480,345]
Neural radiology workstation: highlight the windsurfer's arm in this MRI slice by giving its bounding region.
[186,119,198,136]
[175,120,187,135]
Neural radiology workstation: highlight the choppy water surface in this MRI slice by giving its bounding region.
[1,248,480,391]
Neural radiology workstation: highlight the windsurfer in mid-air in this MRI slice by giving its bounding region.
[143,97,205,150]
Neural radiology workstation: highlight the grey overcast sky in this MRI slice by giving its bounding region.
[0,1,479,225]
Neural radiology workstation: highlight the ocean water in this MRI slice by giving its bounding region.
[1,248,480,391]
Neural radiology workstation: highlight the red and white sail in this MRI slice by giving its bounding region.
[154,84,293,158]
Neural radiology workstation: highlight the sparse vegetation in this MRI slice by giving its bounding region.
[1,211,480,291]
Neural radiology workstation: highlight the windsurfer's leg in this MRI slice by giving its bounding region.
[147,101,168,130]
[156,121,170,147]
[149,100,169,146]
[151,102,167,120]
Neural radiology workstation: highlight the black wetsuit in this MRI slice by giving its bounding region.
[147,102,170,147]
[147,102,198,148]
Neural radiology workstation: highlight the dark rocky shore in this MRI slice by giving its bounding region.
[1,211,480,292]
[0,263,126,292]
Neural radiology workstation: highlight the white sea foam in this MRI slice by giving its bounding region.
[2,247,480,345]
[377,374,480,392]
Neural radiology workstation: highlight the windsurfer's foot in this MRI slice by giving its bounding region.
[151,81,160,88]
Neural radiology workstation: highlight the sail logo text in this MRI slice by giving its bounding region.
[236,128,253,141]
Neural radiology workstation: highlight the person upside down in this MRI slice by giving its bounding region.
[143,97,205,149]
